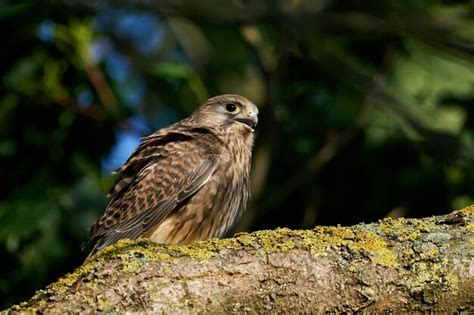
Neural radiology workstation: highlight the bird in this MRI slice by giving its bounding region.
[84,94,258,258]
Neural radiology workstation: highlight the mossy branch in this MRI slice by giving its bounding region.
[6,206,474,313]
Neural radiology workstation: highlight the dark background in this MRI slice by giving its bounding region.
[1,0,474,308]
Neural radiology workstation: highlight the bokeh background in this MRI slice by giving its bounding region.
[1,0,474,308]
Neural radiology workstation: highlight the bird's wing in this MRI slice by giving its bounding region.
[108,125,206,198]
[85,129,219,257]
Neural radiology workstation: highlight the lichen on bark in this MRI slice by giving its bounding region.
[5,206,474,313]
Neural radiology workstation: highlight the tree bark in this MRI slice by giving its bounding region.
[6,206,474,313]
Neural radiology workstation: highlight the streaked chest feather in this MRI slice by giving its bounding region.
[147,126,254,244]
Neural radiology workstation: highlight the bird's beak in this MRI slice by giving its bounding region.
[235,112,258,129]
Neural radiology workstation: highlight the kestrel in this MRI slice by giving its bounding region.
[85,94,258,258]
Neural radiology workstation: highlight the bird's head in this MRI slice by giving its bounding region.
[191,94,259,132]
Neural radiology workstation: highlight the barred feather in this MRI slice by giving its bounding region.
[85,95,258,259]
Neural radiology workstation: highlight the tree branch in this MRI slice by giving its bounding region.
[7,206,474,313]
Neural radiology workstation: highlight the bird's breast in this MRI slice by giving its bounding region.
[147,128,253,245]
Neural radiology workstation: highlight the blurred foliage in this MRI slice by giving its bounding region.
[1,0,474,308]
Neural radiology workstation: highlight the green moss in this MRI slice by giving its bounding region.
[253,228,296,252]
[417,244,439,261]
[352,231,398,266]
[49,264,92,295]
[7,205,473,313]
[167,242,215,259]
[26,238,170,300]
[409,218,439,233]
[404,258,461,297]
[167,298,195,311]
[121,259,142,273]
[298,226,354,253]
[459,205,474,216]
[467,223,474,233]
[97,299,115,313]
[95,238,172,261]
[287,226,398,267]
[444,272,459,291]
[379,217,436,241]
[234,232,259,247]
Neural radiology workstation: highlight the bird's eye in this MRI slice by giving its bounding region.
[225,103,239,113]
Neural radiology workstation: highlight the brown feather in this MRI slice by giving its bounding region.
[85,94,258,258]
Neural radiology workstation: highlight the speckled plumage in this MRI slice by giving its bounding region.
[85,94,258,258]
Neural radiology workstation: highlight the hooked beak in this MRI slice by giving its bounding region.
[235,112,258,129]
